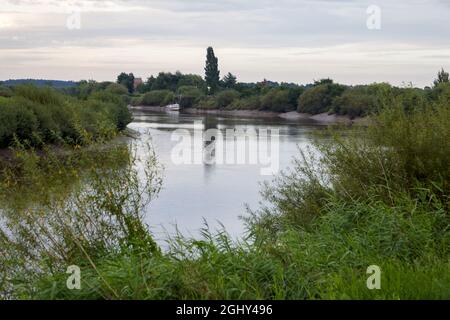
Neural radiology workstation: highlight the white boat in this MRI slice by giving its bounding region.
[166,104,180,112]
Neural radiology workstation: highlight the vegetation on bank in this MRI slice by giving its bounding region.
[0,87,448,300]
[0,48,448,299]
[120,48,450,119]
[0,84,132,148]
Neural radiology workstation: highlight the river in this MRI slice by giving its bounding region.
[129,108,325,241]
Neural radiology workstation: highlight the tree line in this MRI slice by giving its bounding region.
[121,47,449,118]
[0,83,132,148]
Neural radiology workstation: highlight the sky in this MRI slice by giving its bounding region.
[0,0,449,87]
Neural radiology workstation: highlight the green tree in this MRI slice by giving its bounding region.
[298,82,346,114]
[117,72,135,94]
[177,86,204,109]
[260,89,291,112]
[434,68,449,87]
[205,47,220,94]
[215,89,240,108]
[222,72,237,89]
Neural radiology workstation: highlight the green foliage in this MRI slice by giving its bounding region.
[87,91,133,131]
[150,72,181,91]
[3,92,447,300]
[177,74,206,91]
[14,84,65,105]
[227,95,261,110]
[0,86,13,97]
[117,72,135,94]
[298,81,347,114]
[205,47,220,93]
[434,68,449,87]
[197,96,219,109]
[0,102,39,147]
[214,89,240,109]
[129,95,144,106]
[431,82,450,103]
[162,91,176,106]
[222,72,237,89]
[0,85,131,148]
[260,89,292,112]
[0,143,162,299]
[332,86,378,118]
[2,72,450,300]
[177,86,204,109]
[105,83,129,95]
[140,72,206,93]
[141,90,174,107]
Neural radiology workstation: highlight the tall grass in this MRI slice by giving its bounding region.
[0,141,162,299]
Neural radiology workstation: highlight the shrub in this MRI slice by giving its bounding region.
[0,86,13,97]
[177,86,204,109]
[0,85,131,148]
[227,95,261,110]
[13,85,64,106]
[161,91,175,106]
[88,91,132,131]
[197,96,218,109]
[332,87,378,118]
[105,83,129,95]
[298,83,346,114]
[260,89,291,112]
[130,95,143,106]
[215,89,240,109]
[0,102,38,147]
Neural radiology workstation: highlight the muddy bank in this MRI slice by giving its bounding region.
[131,105,365,125]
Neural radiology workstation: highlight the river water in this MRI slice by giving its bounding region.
[129,108,325,241]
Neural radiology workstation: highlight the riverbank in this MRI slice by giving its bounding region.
[0,130,136,165]
[130,105,366,125]
[6,100,448,300]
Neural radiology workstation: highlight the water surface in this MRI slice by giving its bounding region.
[129,109,324,241]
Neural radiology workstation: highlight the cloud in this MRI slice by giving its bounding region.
[0,0,449,86]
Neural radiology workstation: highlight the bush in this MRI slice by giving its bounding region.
[0,86,13,97]
[87,91,132,131]
[162,91,175,106]
[227,95,261,110]
[141,90,174,106]
[129,95,143,106]
[298,82,346,114]
[177,86,204,109]
[0,102,39,147]
[105,83,129,95]
[0,85,131,148]
[332,87,378,118]
[255,95,450,238]
[260,89,291,112]
[197,96,218,109]
[13,85,64,106]
[215,89,240,109]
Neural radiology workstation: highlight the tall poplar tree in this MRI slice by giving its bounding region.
[205,47,220,94]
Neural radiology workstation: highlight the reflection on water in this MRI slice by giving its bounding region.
[129,108,324,241]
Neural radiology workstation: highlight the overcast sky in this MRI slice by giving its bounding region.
[0,0,449,87]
